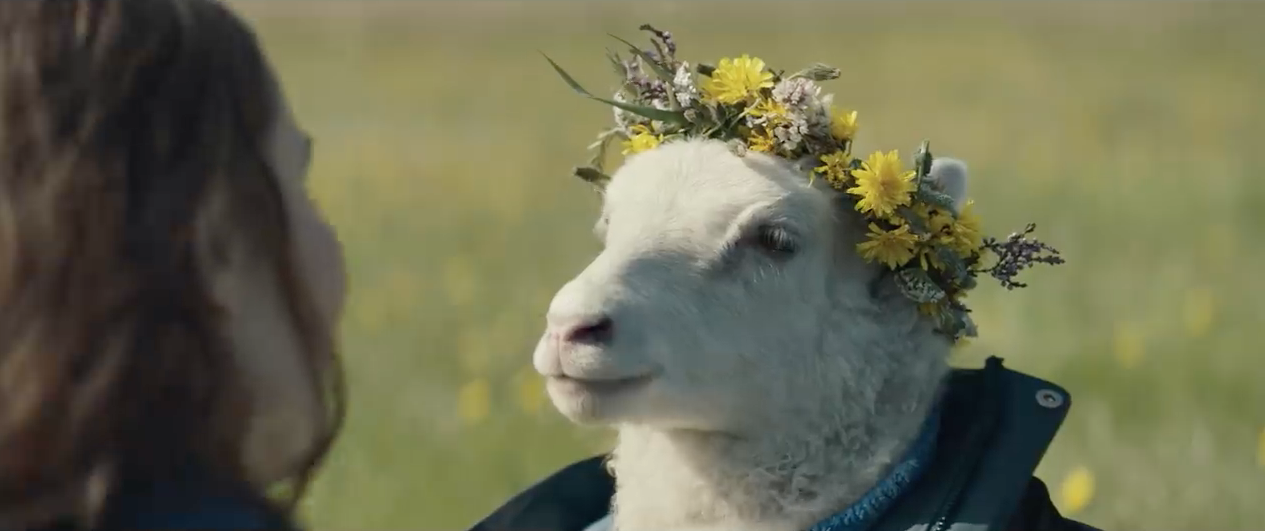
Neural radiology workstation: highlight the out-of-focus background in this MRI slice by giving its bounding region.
[234,1,1264,529]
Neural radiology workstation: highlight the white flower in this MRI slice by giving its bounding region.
[773,114,811,153]
[672,62,699,107]
[772,77,822,109]
[804,92,833,130]
[612,91,648,129]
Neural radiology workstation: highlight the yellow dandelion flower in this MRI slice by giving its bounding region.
[1058,466,1096,515]
[814,150,852,189]
[856,223,919,269]
[747,128,777,153]
[702,54,775,105]
[457,378,491,426]
[917,246,947,272]
[829,106,859,140]
[928,209,955,236]
[894,202,930,229]
[948,199,984,255]
[847,150,917,218]
[745,97,788,123]
[622,124,662,155]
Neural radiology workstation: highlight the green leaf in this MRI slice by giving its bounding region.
[542,53,689,124]
[939,307,977,339]
[937,306,962,337]
[543,53,600,97]
[682,108,710,126]
[916,187,957,212]
[913,140,933,192]
[914,140,933,178]
[895,268,946,304]
[933,247,970,283]
[696,63,716,77]
[602,98,689,124]
[574,166,612,188]
[960,312,979,337]
[606,48,627,78]
[788,63,841,81]
[894,205,929,235]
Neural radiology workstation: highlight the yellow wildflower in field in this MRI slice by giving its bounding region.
[847,150,917,219]
[622,124,662,155]
[814,150,852,189]
[1112,321,1145,369]
[457,378,492,426]
[857,223,919,269]
[1058,466,1096,515]
[515,367,547,415]
[829,106,858,140]
[702,54,774,104]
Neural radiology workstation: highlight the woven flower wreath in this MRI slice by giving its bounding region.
[544,25,1065,343]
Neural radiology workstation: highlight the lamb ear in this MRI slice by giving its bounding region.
[927,158,968,213]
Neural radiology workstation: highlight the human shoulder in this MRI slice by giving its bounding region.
[97,474,297,531]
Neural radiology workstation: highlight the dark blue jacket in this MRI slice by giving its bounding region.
[469,357,1103,531]
[27,473,295,531]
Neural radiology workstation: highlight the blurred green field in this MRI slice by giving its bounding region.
[235,1,1265,529]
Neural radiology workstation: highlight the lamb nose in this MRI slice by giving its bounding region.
[561,315,615,345]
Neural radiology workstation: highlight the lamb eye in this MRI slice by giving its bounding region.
[752,225,798,256]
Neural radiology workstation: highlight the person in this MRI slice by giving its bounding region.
[0,0,347,529]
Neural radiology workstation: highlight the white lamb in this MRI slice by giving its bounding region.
[531,138,969,531]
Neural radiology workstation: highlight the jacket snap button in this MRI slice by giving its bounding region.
[1035,389,1064,409]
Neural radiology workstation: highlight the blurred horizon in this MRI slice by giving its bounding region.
[232,1,1265,528]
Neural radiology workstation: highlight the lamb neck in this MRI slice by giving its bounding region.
[607,387,943,531]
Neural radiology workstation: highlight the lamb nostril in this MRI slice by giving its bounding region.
[563,315,615,345]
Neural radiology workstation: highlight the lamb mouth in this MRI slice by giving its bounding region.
[548,373,656,396]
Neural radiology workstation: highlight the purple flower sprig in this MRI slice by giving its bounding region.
[974,223,1065,290]
[639,24,677,60]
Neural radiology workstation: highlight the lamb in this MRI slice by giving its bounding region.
[472,27,1090,531]
[531,138,966,531]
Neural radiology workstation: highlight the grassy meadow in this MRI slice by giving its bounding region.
[234,2,1265,529]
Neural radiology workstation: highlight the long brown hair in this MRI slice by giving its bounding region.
[0,0,344,527]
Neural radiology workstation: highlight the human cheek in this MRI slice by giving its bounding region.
[286,185,347,327]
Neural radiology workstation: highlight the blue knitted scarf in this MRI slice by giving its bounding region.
[804,409,941,531]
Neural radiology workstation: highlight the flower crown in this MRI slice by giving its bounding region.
[545,25,1064,343]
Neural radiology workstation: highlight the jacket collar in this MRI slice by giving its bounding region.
[468,357,1071,531]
